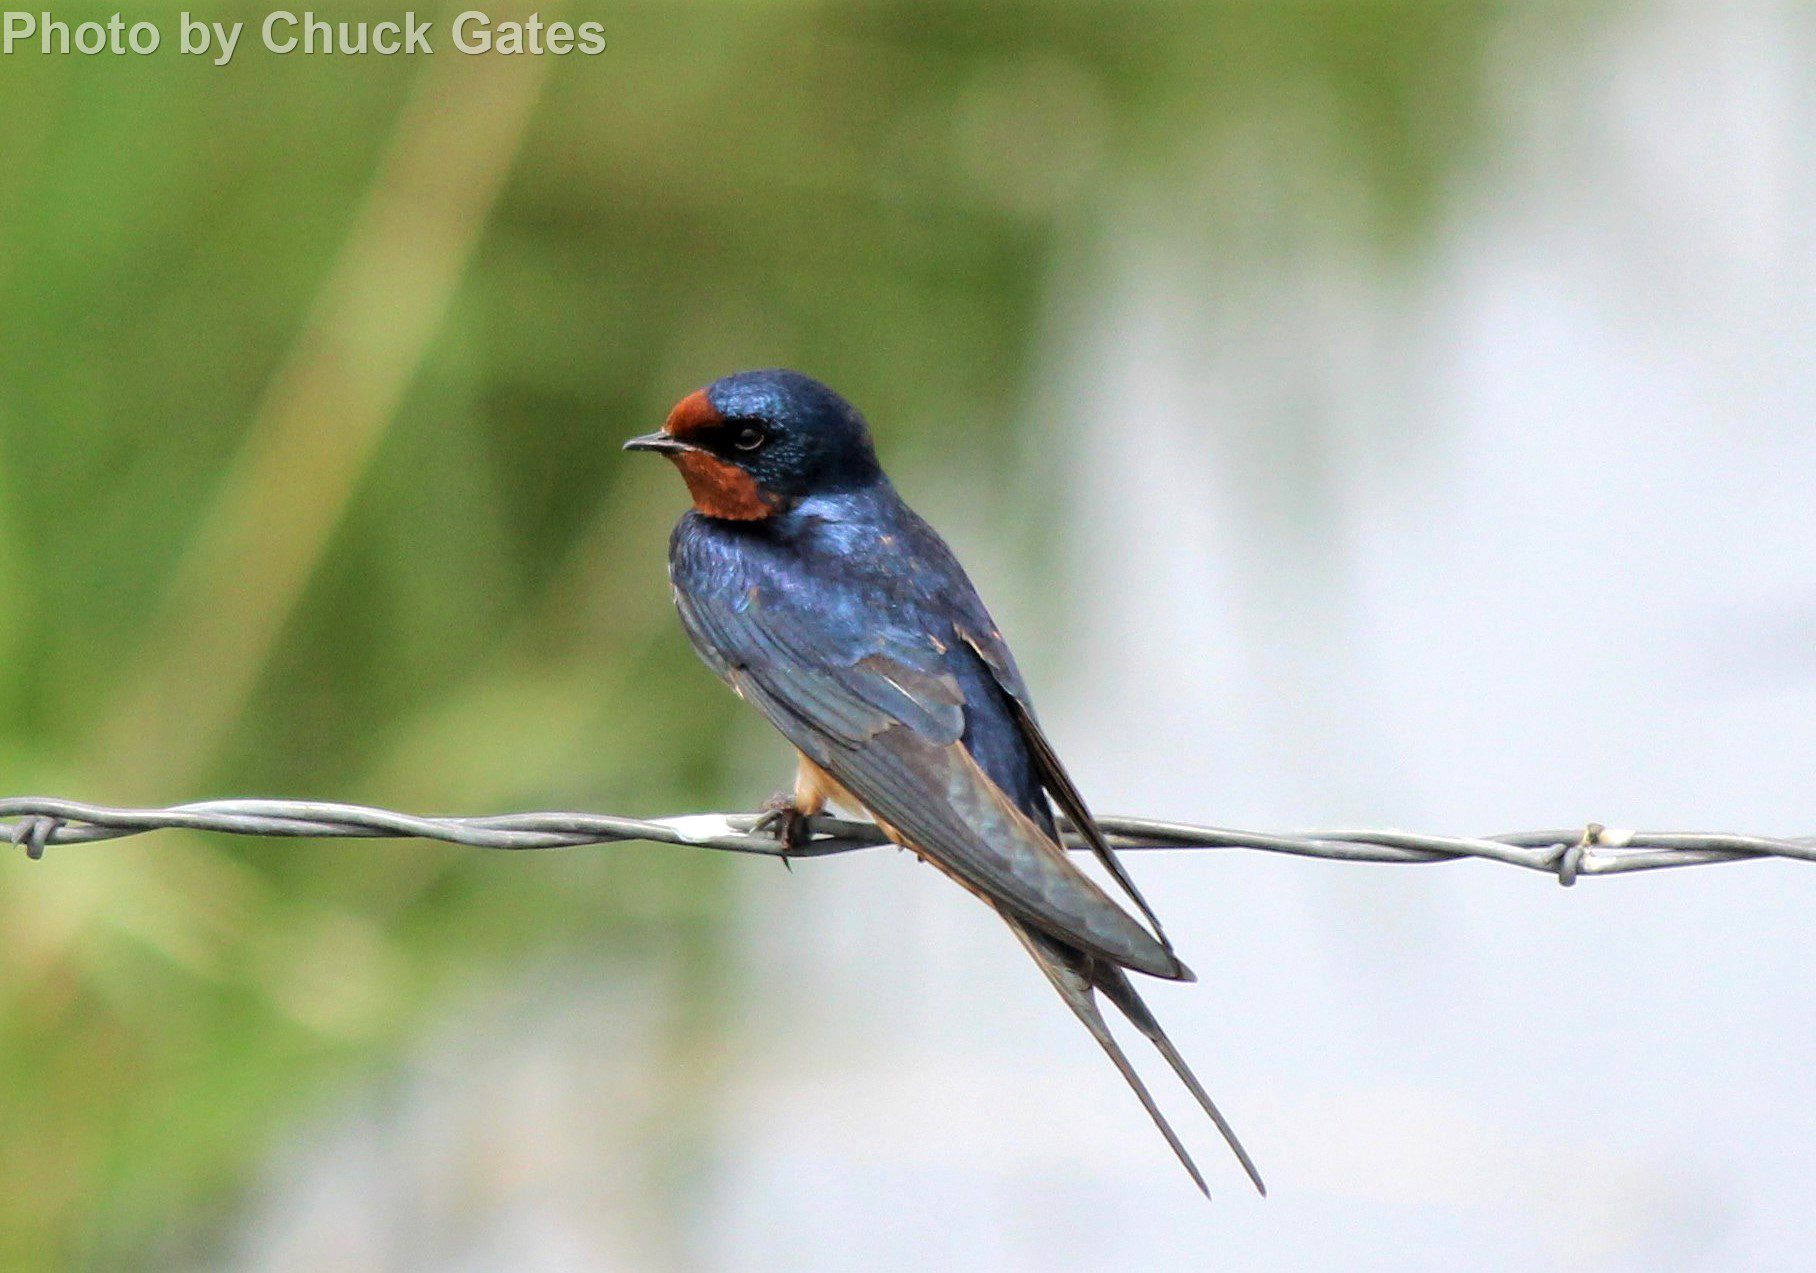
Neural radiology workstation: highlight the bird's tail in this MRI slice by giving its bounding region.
[1008,919,1266,1199]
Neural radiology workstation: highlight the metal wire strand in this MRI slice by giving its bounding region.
[3,797,1814,886]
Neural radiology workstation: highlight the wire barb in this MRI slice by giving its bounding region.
[10,814,61,861]
[0,797,1812,880]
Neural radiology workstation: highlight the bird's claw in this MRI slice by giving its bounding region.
[753,793,812,854]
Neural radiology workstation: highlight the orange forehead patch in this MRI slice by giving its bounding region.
[664,388,720,441]
[671,450,777,521]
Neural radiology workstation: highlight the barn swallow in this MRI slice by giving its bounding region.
[626,369,1262,1196]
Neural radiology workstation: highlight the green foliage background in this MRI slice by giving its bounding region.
[0,3,1506,1265]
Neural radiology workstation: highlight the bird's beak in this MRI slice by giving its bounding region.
[623,431,689,455]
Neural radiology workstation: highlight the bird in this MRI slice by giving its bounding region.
[624,369,1263,1196]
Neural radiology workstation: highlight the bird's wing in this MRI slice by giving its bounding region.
[953,621,1177,953]
[676,585,1186,980]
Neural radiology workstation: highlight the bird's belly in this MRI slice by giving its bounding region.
[792,752,861,817]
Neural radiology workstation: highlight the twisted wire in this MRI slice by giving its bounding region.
[4,797,1813,886]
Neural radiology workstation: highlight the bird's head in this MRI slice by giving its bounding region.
[624,369,884,520]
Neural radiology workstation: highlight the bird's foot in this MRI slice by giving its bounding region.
[753,792,813,858]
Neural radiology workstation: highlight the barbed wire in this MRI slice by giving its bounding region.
[4,796,1814,887]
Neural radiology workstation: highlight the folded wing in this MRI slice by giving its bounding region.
[676,585,1187,980]
[955,622,1178,956]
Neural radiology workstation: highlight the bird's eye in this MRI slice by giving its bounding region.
[732,424,767,452]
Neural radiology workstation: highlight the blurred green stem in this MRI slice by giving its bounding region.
[91,38,553,798]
